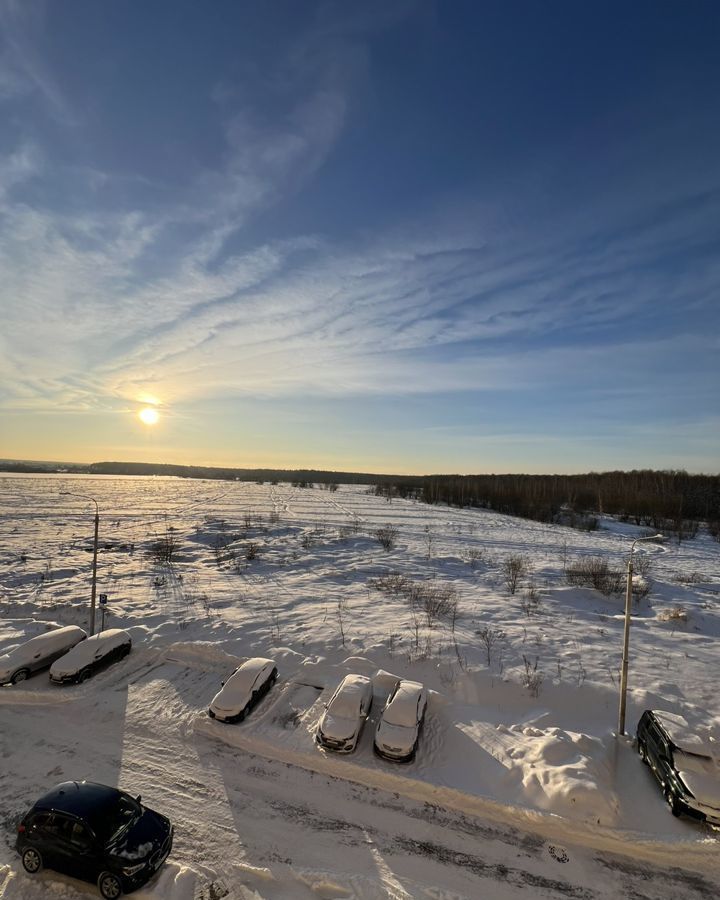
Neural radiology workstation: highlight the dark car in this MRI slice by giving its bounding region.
[636,709,720,826]
[16,781,173,898]
[49,629,132,685]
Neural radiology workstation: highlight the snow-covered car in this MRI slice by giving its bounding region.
[208,657,278,723]
[0,626,87,685]
[49,629,132,685]
[636,709,720,825]
[316,674,373,753]
[16,780,172,899]
[374,679,427,762]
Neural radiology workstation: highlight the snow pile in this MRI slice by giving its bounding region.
[498,724,619,824]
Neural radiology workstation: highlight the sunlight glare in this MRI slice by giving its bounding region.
[138,407,160,426]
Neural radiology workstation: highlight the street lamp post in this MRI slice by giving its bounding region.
[617,533,663,736]
[60,491,100,636]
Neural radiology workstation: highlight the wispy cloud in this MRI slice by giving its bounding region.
[2,165,718,416]
[0,0,74,120]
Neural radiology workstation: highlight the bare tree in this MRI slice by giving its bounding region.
[477,626,503,667]
[336,599,347,647]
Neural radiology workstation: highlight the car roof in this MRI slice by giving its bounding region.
[237,657,274,674]
[337,673,371,690]
[84,628,130,644]
[384,680,425,727]
[219,657,274,697]
[33,781,123,819]
[649,710,719,756]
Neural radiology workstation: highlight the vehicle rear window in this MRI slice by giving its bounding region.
[329,684,364,718]
[383,691,420,727]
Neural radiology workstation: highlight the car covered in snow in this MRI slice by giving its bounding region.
[0,626,87,685]
[208,657,278,723]
[49,629,132,685]
[316,674,373,753]
[16,780,173,899]
[374,679,427,762]
[636,709,720,825]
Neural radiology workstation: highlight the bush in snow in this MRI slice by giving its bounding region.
[375,524,399,551]
[564,556,623,595]
[521,654,543,697]
[150,528,178,565]
[502,554,529,594]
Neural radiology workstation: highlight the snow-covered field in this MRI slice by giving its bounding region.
[1,474,719,899]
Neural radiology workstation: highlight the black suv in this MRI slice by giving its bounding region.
[636,709,720,826]
[16,781,173,898]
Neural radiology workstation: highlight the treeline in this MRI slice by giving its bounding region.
[85,461,412,485]
[376,470,720,538]
[2,459,717,538]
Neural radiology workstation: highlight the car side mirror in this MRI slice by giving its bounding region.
[220,681,225,687]
[135,795,142,804]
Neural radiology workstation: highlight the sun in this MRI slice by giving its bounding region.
[138,407,159,426]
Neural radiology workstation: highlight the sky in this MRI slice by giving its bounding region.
[1,0,718,475]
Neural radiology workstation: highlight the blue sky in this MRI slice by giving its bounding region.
[1,0,718,474]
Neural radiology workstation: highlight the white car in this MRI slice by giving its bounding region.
[49,628,132,684]
[208,657,278,723]
[0,626,87,685]
[374,679,427,762]
[316,674,373,753]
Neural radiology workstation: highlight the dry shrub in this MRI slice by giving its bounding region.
[565,556,623,595]
[369,572,414,596]
[657,605,688,624]
[376,525,399,551]
[150,529,178,565]
[502,554,529,594]
[673,570,709,585]
[521,654,543,697]
[370,573,458,627]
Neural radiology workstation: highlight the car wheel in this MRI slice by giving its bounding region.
[665,787,681,817]
[21,847,43,874]
[98,871,123,899]
[79,668,92,683]
[122,644,131,658]
[235,708,246,723]
[638,741,648,764]
[11,668,30,684]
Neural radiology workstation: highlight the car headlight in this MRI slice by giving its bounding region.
[122,862,146,876]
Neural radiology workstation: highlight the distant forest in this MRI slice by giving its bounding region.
[375,470,720,540]
[2,460,718,539]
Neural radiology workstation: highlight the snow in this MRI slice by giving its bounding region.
[1,474,719,899]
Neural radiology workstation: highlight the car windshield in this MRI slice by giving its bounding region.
[98,794,142,845]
